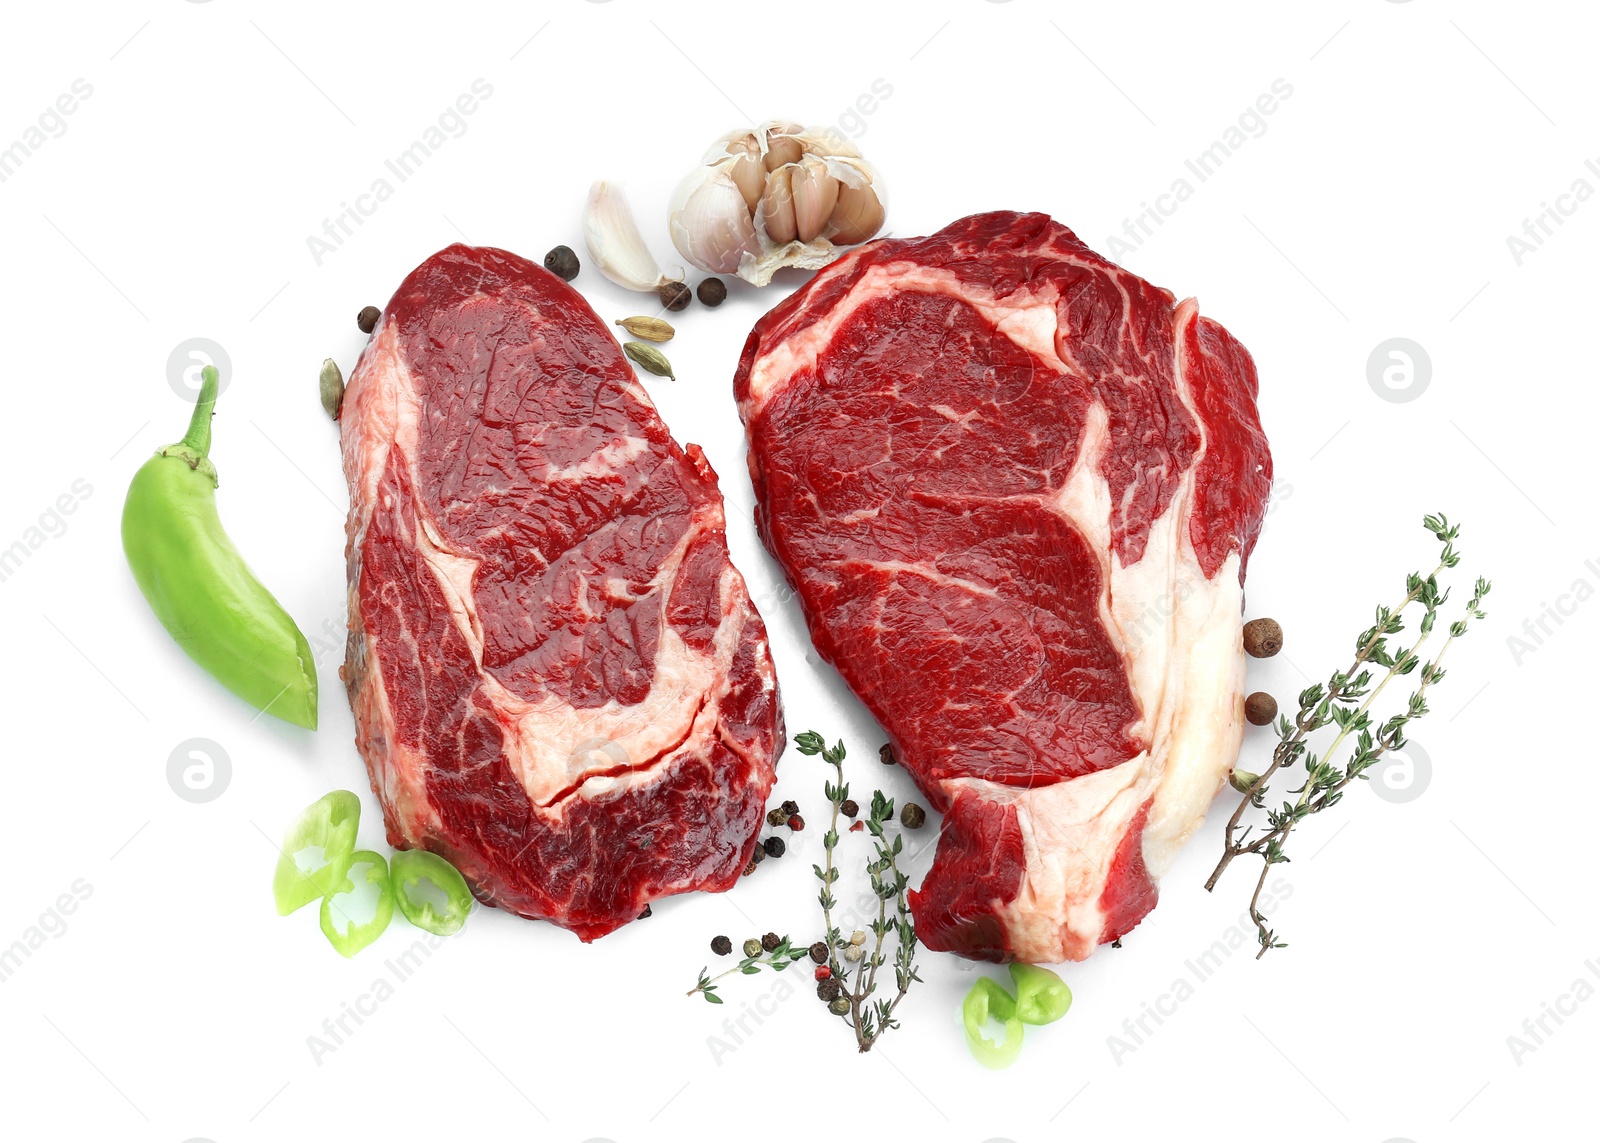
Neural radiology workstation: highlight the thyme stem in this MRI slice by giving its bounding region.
[1206,514,1489,956]
[795,731,923,1052]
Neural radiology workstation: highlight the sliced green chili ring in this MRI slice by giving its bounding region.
[319,850,395,958]
[273,790,361,916]
[391,849,474,935]
[1009,962,1073,1026]
[962,976,1024,1070]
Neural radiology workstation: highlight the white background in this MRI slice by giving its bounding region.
[1,2,1593,1140]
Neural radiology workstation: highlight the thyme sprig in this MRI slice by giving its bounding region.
[795,729,923,1053]
[1206,513,1490,957]
[687,936,807,1004]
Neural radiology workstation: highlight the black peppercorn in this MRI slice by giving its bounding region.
[659,280,692,311]
[766,807,789,827]
[817,977,842,1002]
[543,245,580,282]
[711,934,733,956]
[637,904,652,919]
[357,305,381,334]
[808,941,828,964]
[1245,691,1278,726]
[763,836,786,858]
[880,743,897,766]
[781,799,799,816]
[697,277,727,307]
[840,799,859,818]
[751,844,766,864]
[900,802,927,829]
[761,932,781,952]
[1243,617,1283,658]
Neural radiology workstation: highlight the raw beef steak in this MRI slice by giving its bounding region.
[734,212,1270,962]
[342,244,781,941]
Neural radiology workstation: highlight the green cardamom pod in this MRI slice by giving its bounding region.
[615,316,675,342]
[319,358,345,420]
[624,341,675,380]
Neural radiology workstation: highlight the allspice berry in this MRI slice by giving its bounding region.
[1243,618,1283,658]
[543,245,580,282]
[659,280,692,311]
[697,277,727,307]
[1245,691,1278,726]
[357,305,381,334]
[900,802,927,829]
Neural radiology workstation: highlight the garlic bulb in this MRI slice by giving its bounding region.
[669,122,887,287]
[584,180,674,292]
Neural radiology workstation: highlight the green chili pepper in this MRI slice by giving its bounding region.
[962,976,1025,1070]
[1009,962,1073,1025]
[273,790,361,915]
[391,850,474,935]
[121,365,318,729]
[319,850,395,958]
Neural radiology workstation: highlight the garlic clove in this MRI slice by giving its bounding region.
[584,180,667,292]
[825,155,873,190]
[798,128,864,161]
[728,152,765,214]
[790,156,841,245]
[828,180,886,246]
[763,124,805,171]
[762,165,798,246]
[723,131,760,158]
[668,167,760,275]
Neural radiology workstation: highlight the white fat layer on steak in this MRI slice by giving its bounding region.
[341,318,445,842]
[476,529,749,810]
[753,264,1247,963]
[944,756,1147,962]
[541,434,652,482]
[740,260,1064,421]
[342,317,766,832]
